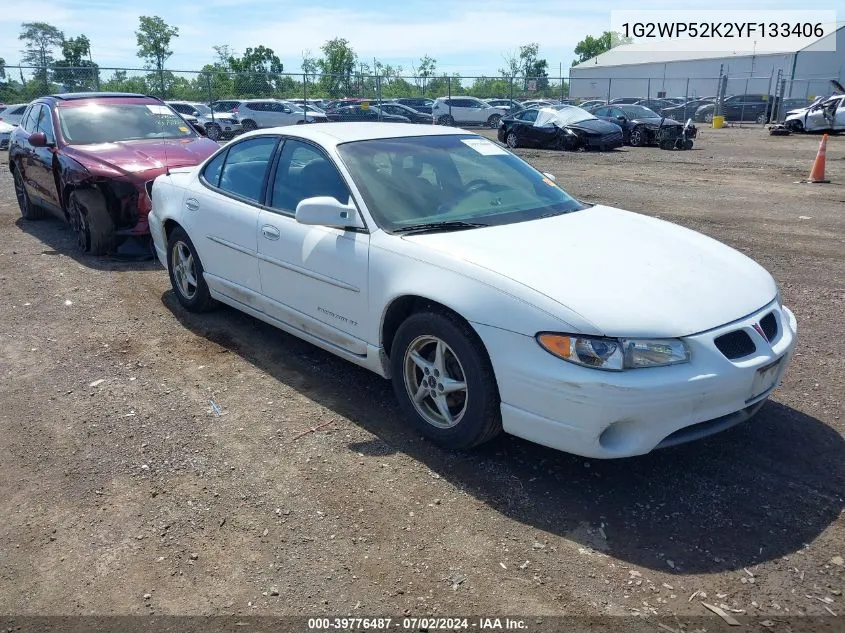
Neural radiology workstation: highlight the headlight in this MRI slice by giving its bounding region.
[536,333,689,371]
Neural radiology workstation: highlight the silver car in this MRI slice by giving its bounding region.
[168,101,243,141]
[0,120,13,162]
[0,103,29,127]
[217,99,328,130]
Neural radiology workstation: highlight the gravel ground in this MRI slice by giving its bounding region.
[0,127,843,624]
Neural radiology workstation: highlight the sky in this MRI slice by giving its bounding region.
[0,0,840,79]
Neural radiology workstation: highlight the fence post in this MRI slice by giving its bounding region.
[508,75,513,105]
[158,68,165,99]
[647,77,651,100]
[685,77,689,104]
[740,77,749,124]
[205,73,215,124]
[559,63,563,102]
[606,78,612,104]
[448,76,452,122]
[303,72,307,115]
[93,66,100,91]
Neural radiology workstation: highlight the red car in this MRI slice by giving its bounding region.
[8,92,220,255]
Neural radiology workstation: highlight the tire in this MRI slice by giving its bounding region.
[68,190,113,255]
[167,226,216,312]
[241,119,258,132]
[704,112,714,124]
[786,120,803,133]
[756,113,767,124]
[487,114,502,128]
[390,310,502,450]
[437,115,454,126]
[205,123,221,141]
[683,139,694,150]
[629,126,646,147]
[505,131,519,148]
[12,165,46,220]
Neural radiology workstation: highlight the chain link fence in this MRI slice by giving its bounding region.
[2,65,837,126]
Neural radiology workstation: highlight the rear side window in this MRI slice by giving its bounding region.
[215,136,278,202]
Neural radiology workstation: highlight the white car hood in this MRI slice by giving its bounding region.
[402,205,776,337]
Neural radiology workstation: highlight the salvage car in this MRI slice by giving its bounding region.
[9,92,219,255]
[498,106,623,150]
[326,105,410,123]
[148,123,796,458]
[590,104,690,147]
[783,81,845,132]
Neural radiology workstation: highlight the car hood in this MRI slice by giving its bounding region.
[401,205,776,337]
[65,137,219,176]
[567,119,622,134]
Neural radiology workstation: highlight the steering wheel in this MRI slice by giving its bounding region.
[436,179,510,214]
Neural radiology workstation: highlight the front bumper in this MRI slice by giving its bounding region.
[474,300,797,458]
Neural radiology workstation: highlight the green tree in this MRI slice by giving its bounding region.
[573,31,631,65]
[518,43,549,90]
[52,35,99,91]
[136,15,179,94]
[227,46,283,96]
[411,55,436,96]
[102,69,149,93]
[19,22,64,92]
[316,38,357,97]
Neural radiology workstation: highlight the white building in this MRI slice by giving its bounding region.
[570,23,844,100]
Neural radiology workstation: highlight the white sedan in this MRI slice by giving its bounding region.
[148,124,797,458]
[784,94,845,132]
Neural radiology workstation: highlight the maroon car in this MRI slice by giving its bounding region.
[9,93,219,255]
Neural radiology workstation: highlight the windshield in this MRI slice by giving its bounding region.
[336,134,585,232]
[211,102,238,113]
[58,103,196,144]
[619,105,659,118]
[192,103,212,115]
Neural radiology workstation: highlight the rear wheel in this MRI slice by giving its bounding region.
[756,113,767,124]
[205,123,221,141]
[487,114,502,128]
[704,112,714,124]
[505,131,519,148]
[67,190,113,255]
[167,227,216,312]
[390,311,502,450]
[629,126,647,147]
[13,166,45,220]
[437,115,454,126]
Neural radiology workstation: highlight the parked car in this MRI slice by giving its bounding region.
[485,98,521,112]
[393,98,434,114]
[659,98,715,121]
[609,97,641,105]
[8,92,220,255]
[0,103,29,126]
[372,102,433,124]
[785,93,845,132]
[431,97,507,127]
[148,123,796,457]
[694,94,777,124]
[498,106,623,151]
[325,105,410,123]
[577,100,607,110]
[323,98,364,112]
[200,102,243,141]
[164,101,214,136]
[518,99,556,110]
[590,104,688,147]
[208,99,327,130]
[0,120,13,161]
[634,98,674,111]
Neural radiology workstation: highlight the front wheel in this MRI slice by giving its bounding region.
[505,131,519,148]
[629,126,646,147]
[756,113,767,124]
[68,190,113,255]
[437,115,454,126]
[390,311,502,449]
[205,123,221,141]
[167,227,216,312]
[704,112,714,124]
[786,119,804,132]
[241,119,257,132]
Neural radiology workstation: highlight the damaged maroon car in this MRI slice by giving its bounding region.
[8,93,219,255]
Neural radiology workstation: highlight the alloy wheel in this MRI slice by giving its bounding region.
[403,335,468,429]
[13,168,29,216]
[171,241,198,300]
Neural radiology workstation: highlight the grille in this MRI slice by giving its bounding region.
[714,330,756,359]
[759,312,778,341]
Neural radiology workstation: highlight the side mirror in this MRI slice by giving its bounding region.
[190,122,207,137]
[295,196,365,230]
[542,172,557,182]
[616,115,627,122]
[28,132,49,147]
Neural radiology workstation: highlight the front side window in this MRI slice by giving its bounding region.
[270,140,351,214]
[20,105,40,133]
[58,102,197,145]
[337,134,584,232]
[36,105,56,143]
[216,136,278,202]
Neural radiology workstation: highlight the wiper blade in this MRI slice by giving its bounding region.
[393,220,490,235]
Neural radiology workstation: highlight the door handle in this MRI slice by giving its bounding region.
[261,225,280,240]
[185,197,200,211]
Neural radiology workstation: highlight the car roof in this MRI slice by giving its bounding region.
[50,92,154,100]
[235,122,474,146]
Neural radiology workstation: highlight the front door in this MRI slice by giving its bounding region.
[257,138,369,355]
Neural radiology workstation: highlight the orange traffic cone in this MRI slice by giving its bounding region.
[804,134,830,183]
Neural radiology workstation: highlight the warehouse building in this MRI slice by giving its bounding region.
[570,23,844,101]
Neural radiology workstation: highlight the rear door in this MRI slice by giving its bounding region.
[183,135,279,308]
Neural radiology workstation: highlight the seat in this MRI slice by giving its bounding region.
[298,160,349,204]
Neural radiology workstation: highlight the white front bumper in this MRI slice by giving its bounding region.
[475,300,797,458]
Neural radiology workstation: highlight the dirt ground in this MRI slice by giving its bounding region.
[0,127,843,625]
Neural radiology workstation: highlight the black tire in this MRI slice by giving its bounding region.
[487,114,502,128]
[629,126,646,147]
[390,310,502,450]
[437,115,454,126]
[683,139,694,150]
[241,119,258,132]
[756,113,767,124]
[205,123,222,141]
[786,119,804,133]
[12,165,46,220]
[68,189,114,255]
[704,112,714,124]
[167,226,216,312]
[505,131,519,148]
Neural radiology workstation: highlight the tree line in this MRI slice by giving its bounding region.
[0,18,625,103]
